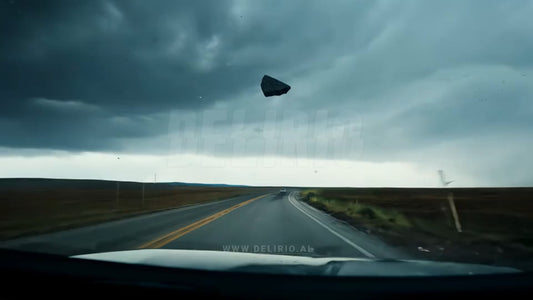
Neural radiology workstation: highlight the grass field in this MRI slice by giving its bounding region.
[299,187,533,270]
[0,178,274,240]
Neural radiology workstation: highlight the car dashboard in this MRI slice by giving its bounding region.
[1,249,532,299]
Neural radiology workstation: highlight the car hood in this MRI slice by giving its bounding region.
[72,249,520,276]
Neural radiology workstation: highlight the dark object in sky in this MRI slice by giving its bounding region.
[261,75,291,97]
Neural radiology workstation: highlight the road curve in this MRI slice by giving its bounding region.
[0,191,405,259]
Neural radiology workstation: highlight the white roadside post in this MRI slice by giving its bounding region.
[115,155,122,210]
[438,170,462,233]
[447,191,462,233]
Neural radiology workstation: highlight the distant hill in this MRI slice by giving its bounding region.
[0,178,259,190]
[169,182,252,188]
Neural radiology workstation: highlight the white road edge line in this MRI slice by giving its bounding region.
[287,192,375,258]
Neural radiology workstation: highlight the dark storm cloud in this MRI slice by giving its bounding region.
[0,0,378,150]
[0,0,250,149]
[1,0,533,185]
[1,0,241,111]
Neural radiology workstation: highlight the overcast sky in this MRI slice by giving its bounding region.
[1,0,532,186]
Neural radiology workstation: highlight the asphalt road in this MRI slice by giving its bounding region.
[0,191,404,259]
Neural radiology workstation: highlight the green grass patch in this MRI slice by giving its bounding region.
[299,189,412,229]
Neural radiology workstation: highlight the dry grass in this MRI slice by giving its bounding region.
[0,178,274,240]
[300,187,533,270]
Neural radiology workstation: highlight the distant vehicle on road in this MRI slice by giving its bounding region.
[279,188,287,195]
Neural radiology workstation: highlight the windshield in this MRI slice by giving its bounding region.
[1,0,532,275]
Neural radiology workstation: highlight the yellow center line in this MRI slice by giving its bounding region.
[138,194,269,249]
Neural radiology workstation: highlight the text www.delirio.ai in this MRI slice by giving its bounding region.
[222,244,314,254]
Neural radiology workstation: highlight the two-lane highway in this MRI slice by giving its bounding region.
[0,191,405,259]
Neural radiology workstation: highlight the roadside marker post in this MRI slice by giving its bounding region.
[438,170,462,233]
[447,191,462,233]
